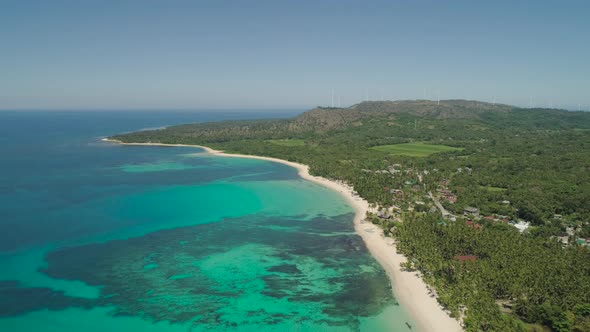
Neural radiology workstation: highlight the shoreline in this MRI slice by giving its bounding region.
[102,138,463,332]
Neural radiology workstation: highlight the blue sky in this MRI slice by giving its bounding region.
[1,0,588,110]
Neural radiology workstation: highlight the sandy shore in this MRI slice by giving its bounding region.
[102,138,463,332]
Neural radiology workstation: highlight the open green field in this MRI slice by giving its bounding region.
[266,139,305,147]
[370,142,463,157]
[480,185,507,192]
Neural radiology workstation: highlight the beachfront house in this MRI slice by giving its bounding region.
[390,189,404,198]
[377,208,392,219]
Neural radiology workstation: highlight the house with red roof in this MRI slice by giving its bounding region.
[466,221,483,229]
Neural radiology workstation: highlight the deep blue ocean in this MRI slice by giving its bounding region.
[0,111,414,331]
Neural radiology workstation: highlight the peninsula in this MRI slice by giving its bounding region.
[109,100,590,332]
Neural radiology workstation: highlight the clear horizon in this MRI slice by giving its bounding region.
[1,0,589,110]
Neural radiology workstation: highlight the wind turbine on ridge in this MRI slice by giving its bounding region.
[331,88,334,107]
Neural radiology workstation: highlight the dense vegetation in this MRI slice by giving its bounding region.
[111,100,590,331]
[396,214,590,332]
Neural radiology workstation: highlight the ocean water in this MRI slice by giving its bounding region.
[0,111,415,331]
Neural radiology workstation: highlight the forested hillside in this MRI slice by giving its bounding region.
[111,100,590,331]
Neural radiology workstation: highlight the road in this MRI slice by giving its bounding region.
[429,191,449,217]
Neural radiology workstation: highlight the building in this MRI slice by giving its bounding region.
[377,208,392,219]
[390,189,404,197]
[557,235,569,245]
[439,189,457,203]
[464,207,480,216]
[514,221,530,233]
[454,255,477,262]
[466,221,483,229]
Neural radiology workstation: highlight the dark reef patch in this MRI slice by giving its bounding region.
[0,281,93,317]
[267,264,302,274]
[1,212,394,329]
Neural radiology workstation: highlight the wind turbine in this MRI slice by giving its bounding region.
[331,88,334,107]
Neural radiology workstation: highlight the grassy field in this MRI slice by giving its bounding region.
[266,139,305,147]
[370,142,463,157]
[480,185,508,192]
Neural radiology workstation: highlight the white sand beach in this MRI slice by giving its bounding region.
[102,138,463,332]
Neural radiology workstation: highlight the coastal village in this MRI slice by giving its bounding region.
[363,163,590,250]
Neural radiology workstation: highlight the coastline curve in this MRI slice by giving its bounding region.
[101,138,463,332]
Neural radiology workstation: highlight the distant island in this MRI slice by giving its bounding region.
[109,100,590,332]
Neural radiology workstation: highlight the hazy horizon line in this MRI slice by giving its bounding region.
[1,98,587,112]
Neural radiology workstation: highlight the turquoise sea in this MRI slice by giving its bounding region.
[0,111,415,331]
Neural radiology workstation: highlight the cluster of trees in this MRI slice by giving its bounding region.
[112,100,590,331]
[394,214,590,332]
